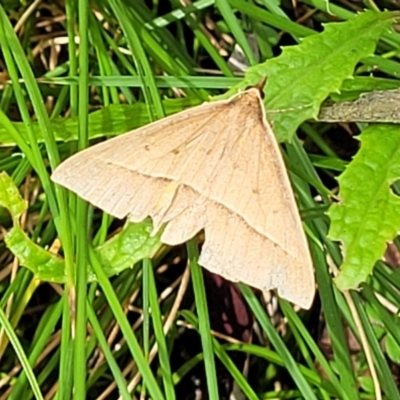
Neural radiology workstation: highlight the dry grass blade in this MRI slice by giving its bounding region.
[51,88,315,308]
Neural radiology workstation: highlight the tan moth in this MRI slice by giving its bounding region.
[52,87,315,309]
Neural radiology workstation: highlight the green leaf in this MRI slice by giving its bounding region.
[230,10,399,141]
[386,333,400,364]
[0,172,27,219]
[358,376,374,393]
[96,220,163,278]
[8,222,162,283]
[328,124,400,290]
[5,220,162,283]
[5,226,67,283]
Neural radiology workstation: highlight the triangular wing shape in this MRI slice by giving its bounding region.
[52,88,315,309]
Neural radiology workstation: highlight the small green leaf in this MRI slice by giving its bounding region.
[328,124,400,290]
[96,220,163,277]
[0,172,27,219]
[5,220,162,283]
[385,334,400,364]
[231,10,399,141]
[358,376,374,393]
[5,226,66,283]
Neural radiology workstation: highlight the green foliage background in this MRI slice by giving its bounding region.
[0,1,400,399]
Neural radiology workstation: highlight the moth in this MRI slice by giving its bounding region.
[52,87,315,309]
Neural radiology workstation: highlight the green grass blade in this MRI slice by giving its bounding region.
[0,307,44,400]
[351,292,400,399]
[87,303,132,400]
[216,0,257,65]
[186,239,219,399]
[88,247,165,400]
[240,285,318,399]
[146,259,176,400]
